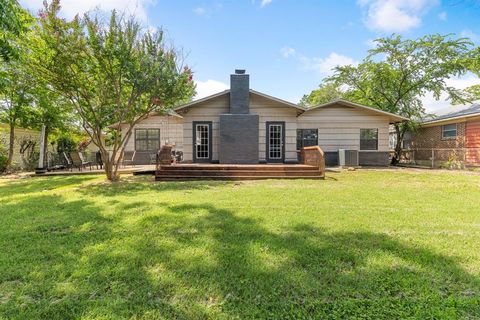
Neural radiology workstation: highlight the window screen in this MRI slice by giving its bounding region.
[360,128,378,150]
[135,129,160,151]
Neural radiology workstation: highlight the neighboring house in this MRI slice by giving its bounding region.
[409,103,480,167]
[118,70,407,166]
[0,123,41,169]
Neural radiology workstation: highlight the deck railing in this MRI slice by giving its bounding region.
[300,146,325,178]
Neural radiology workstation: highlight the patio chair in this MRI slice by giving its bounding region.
[149,153,157,165]
[63,152,73,171]
[95,151,103,169]
[70,152,92,171]
[122,151,136,167]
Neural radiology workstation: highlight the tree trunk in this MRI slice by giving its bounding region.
[5,123,15,171]
[104,158,120,182]
[391,125,405,165]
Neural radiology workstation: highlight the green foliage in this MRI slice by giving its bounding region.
[0,171,480,318]
[31,0,195,180]
[299,82,344,107]
[0,0,32,61]
[55,135,77,155]
[326,34,473,163]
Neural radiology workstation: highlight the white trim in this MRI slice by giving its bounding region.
[422,113,480,126]
[306,98,408,122]
[174,89,306,112]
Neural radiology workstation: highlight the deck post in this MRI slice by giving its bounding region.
[35,125,47,174]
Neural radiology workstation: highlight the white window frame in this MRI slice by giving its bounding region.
[441,124,457,139]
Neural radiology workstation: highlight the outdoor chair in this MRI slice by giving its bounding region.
[63,152,73,171]
[95,151,103,169]
[70,152,92,171]
[122,151,136,167]
[149,153,157,164]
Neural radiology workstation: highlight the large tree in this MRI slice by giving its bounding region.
[326,34,473,164]
[0,60,35,171]
[299,82,344,107]
[31,1,195,181]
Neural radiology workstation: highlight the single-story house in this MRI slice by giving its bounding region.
[118,70,407,166]
[409,103,480,167]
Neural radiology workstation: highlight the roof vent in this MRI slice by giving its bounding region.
[235,69,246,74]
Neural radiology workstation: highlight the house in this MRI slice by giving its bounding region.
[119,70,407,166]
[409,103,480,167]
[0,124,41,170]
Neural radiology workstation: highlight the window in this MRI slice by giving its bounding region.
[360,129,378,150]
[297,129,318,150]
[135,129,160,151]
[442,124,457,139]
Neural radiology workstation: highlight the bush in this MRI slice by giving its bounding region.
[440,151,465,170]
[0,139,7,173]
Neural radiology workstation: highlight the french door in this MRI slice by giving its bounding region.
[193,121,212,163]
[266,121,285,163]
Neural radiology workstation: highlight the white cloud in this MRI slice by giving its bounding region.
[438,11,447,21]
[21,0,154,21]
[193,7,207,16]
[194,80,229,99]
[421,74,480,112]
[358,0,438,32]
[280,47,296,58]
[460,29,480,43]
[261,0,272,7]
[300,52,358,75]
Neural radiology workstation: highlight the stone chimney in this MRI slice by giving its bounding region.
[219,69,259,164]
[229,69,249,114]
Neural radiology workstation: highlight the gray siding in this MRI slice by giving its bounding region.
[297,104,390,152]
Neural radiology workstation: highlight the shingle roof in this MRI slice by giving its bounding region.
[422,103,480,124]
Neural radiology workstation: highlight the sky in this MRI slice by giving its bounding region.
[20,0,480,111]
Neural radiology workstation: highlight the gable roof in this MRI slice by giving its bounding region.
[174,89,306,112]
[422,103,480,125]
[305,98,408,122]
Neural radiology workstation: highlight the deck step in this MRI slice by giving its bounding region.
[155,175,323,181]
[156,170,321,177]
[154,164,325,180]
[158,165,318,171]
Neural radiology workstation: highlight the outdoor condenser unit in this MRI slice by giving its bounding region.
[339,149,359,167]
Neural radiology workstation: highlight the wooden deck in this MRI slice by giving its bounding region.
[155,164,325,181]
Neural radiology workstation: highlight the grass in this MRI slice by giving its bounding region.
[0,170,480,319]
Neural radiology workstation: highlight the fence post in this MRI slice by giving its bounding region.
[431,148,434,168]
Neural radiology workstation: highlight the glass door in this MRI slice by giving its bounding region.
[266,122,285,163]
[193,122,212,162]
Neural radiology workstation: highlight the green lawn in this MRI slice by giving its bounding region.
[1,170,479,319]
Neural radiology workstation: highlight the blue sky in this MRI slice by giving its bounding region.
[21,0,480,111]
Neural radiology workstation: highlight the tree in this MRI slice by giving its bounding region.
[327,34,473,164]
[0,60,35,171]
[299,82,344,107]
[0,0,30,61]
[31,1,195,181]
[464,46,480,100]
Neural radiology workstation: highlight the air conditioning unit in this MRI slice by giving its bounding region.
[339,149,359,167]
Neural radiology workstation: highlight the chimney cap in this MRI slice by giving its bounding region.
[234,69,246,74]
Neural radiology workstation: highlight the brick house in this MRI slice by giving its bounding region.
[409,104,480,167]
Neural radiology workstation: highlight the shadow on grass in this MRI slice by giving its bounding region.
[78,179,233,197]
[1,195,479,319]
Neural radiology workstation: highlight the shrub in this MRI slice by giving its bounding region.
[440,151,465,170]
[0,139,7,173]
